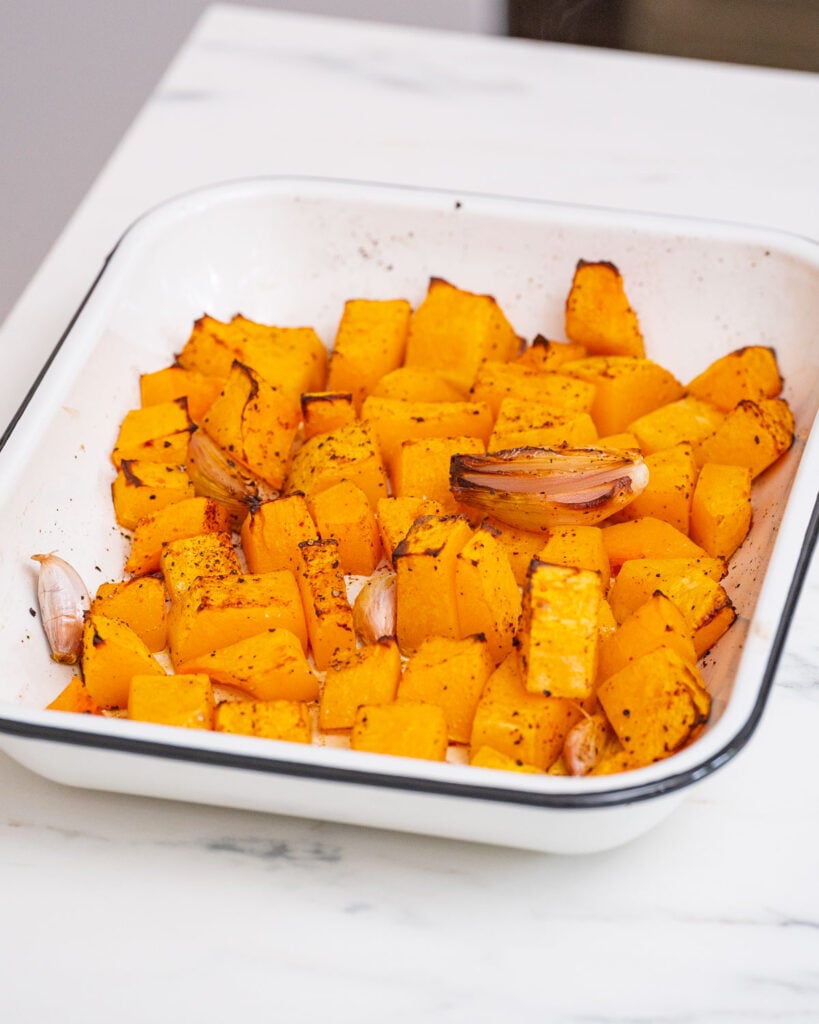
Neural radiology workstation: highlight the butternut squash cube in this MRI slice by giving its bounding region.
[361,396,493,468]
[470,652,584,770]
[370,366,466,403]
[597,646,711,763]
[202,361,300,490]
[286,421,388,509]
[167,571,307,667]
[139,365,225,424]
[300,391,356,440]
[159,531,241,598]
[686,345,783,411]
[82,614,166,709]
[319,638,402,731]
[306,480,382,576]
[536,524,611,592]
[515,335,587,372]
[296,538,356,670]
[111,400,193,467]
[597,592,697,683]
[469,747,545,773]
[398,634,494,743]
[393,514,473,654]
[403,277,521,392]
[469,361,596,420]
[240,494,319,576]
[489,399,598,451]
[627,395,725,454]
[564,259,645,357]
[92,577,168,652]
[350,700,449,761]
[47,676,100,715]
[690,462,752,558]
[112,460,195,530]
[375,496,446,562]
[602,517,707,570]
[694,398,794,478]
[391,434,485,513]
[519,562,603,701]
[454,527,522,665]
[128,673,214,730]
[611,442,697,533]
[562,356,683,435]
[178,628,319,702]
[327,298,411,410]
[124,496,232,577]
[480,516,550,587]
[215,699,312,743]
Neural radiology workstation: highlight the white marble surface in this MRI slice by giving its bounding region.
[1,5,817,1020]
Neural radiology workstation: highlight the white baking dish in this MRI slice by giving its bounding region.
[1,177,817,854]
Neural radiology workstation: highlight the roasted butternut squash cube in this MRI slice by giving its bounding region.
[480,516,550,587]
[178,628,319,702]
[403,277,521,391]
[177,314,328,401]
[393,514,473,654]
[240,494,319,576]
[627,395,725,454]
[597,592,697,683]
[159,531,241,598]
[454,527,522,665]
[469,362,596,420]
[470,652,584,770]
[47,676,100,715]
[397,634,494,743]
[139,365,225,424]
[469,747,545,773]
[370,366,466,403]
[128,673,214,730]
[690,462,752,558]
[519,562,602,701]
[562,356,683,435]
[602,517,707,570]
[391,435,485,513]
[82,614,166,709]
[92,577,168,652]
[686,345,783,411]
[167,571,307,667]
[564,259,645,357]
[361,396,493,468]
[611,442,697,533]
[124,496,232,576]
[111,400,193,468]
[350,700,449,761]
[215,699,312,743]
[286,421,388,508]
[694,398,794,478]
[112,460,195,530]
[375,496,446,562]
[202,361,300,490]
[536,524,611,592]
[296,538,356,669]
[327,298,411,410]
[306,480,382,576]
[489,398,598,451]
[319,638,402,730]
[597,646,711,764]
[515,335,587,372]
[300,391,356,440]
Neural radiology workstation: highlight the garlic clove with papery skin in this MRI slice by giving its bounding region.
[352,570,397,645]
[31,552,91,664]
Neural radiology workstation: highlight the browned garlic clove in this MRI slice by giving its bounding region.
[31,552,91,664]
[450,446,649,530]
[352,571,397,644]
[564,712,614,776]
[186,429,279,526]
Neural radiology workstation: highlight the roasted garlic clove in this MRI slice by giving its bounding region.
[186,429,279,526]
[352,570,397,644]
[31,552,91,664]
[450,446,648,530]
[564,712,615,776]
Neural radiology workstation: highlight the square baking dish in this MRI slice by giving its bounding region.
[1,176,816,854]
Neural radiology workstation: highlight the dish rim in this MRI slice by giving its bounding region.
[1,173,817,812]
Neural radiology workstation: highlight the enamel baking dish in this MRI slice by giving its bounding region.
[1,177,817,854]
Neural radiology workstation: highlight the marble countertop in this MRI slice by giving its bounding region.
[1,5,817,1020]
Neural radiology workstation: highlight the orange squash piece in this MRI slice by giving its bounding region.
[47,676,101,715]
[686,345,783,411]
[160,531,241,598]
[454,527,522,665]
[82,614,166,709]
[286,421,389,509]
[240,494,319,576]
[469,747,545,773]
[215,699,312,743]
[602,517,707,570]
[124,496,232,577]
[319,638,402,731]
[300,391,357,440]
[361,395,493,468]
[564,260,645,357]
[139,365,225,424]
[627,395,725,454]
[515,335,587,372]
[111,460,195,531]
[535,524,611,592]
[562,356,682,436]
[374,496,446,564]
[470,361,596,420]
[306,480,382,576]
[370,366,466,403]
[612,442,698,534]
[296,538,356,670]
[92,577,168,652]
[597,592,697,683]
[690,462,752,559]
[110,400,193,468]
[128,673,215,730]
[351,700,449,761]
[694,398,794,478]
[391,434,485,513]
[326,298,411,410]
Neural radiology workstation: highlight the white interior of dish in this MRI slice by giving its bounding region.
[1,176,817,795]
